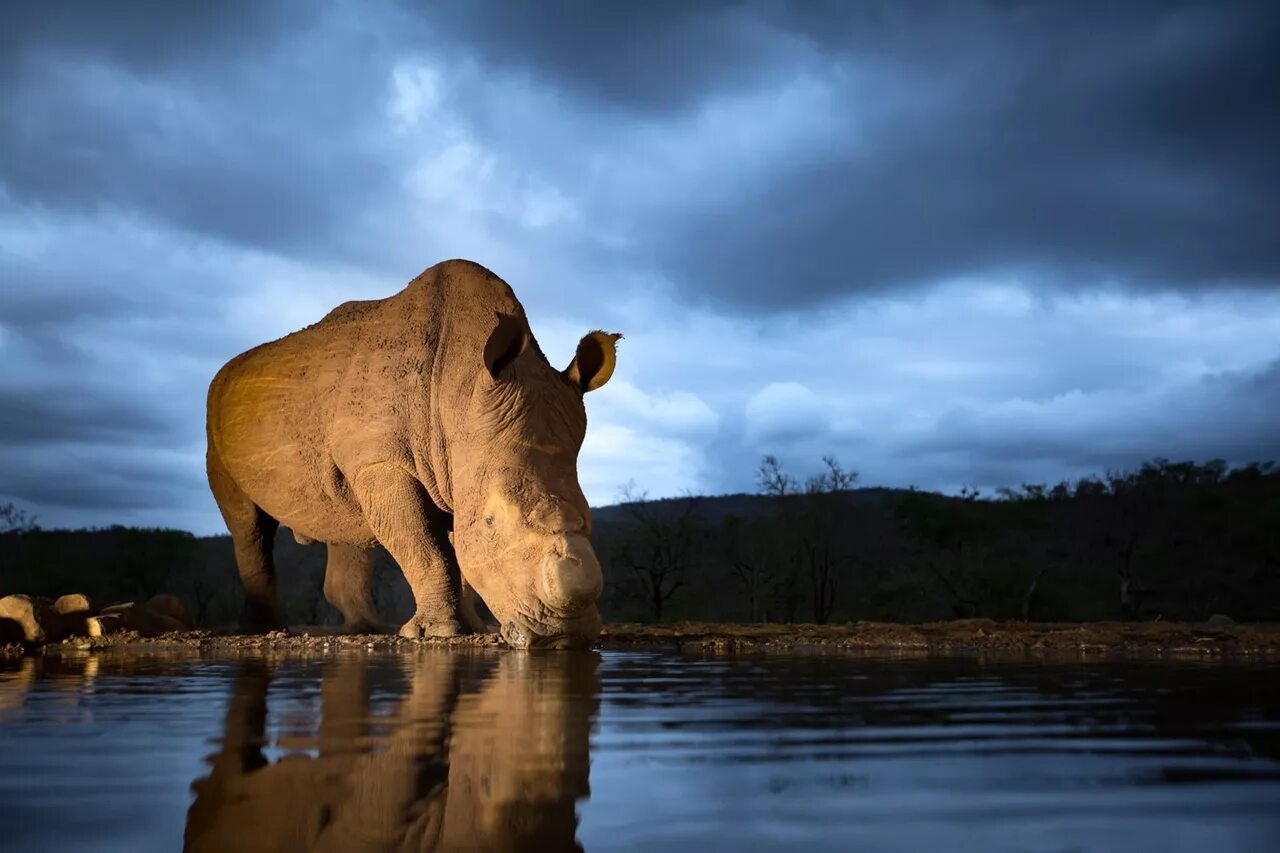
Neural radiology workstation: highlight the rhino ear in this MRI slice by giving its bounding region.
[563,330,622,393]
[483,313,529,379]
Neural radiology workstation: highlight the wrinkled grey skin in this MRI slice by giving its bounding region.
[206,260,619,647]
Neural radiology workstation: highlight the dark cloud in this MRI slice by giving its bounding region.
[5,1,1276,309]
[1,1,1278,530]
[0,1,294,70]
[904,359,1280,477]
[418,0,797,114]
[405,2,1280,309]
[0,386,175,446]
[0,0,412,267]
[641,2,1280,308]
[0,442,203,512]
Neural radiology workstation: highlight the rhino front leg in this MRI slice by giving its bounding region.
[350,464,468,638]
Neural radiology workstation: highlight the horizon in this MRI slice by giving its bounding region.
[6,454,1272,537]
[2,1,1278,536]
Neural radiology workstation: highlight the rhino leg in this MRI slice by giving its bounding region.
[323,544,384,633]
[184,663,269,852]
[459,579,492,634]
[350,464,468,638]
[208,449,283,632]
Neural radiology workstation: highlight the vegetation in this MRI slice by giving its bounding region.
[594,457,1280,624]
[1,458,1277,627]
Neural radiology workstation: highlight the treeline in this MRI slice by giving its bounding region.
[1,457,1277,627]
[0,511,416,629]
[593,457,1280,624]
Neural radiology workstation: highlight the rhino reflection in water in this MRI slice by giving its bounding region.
[184,652,598,853]
[206,259,620,647]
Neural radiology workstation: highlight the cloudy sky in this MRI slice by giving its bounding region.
[2,1,1278,534]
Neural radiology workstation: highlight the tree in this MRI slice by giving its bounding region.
[799,456,858,623]
[610,484,705,621]
[755,456,804,621]
[757,455,798,497]
[188,573,221,627]
[723,515,775,622]
[895,488,990,618]
[755,454,858,624]
[104,526,197,602]
[1102,468,1153,617]
[0,502,37,534]
[813,455,858,492]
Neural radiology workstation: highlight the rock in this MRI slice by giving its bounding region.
[0,594,65,644]
[101,602,147,633]
[100,602,134,617]
[101,601,186,637]
[87,613,125,637]
[153,614,188,633]
[52,594,96,637]
[53,593,94,616]
[1203,613,1236,628]
[144,594,194,629]
[0,617,24,645]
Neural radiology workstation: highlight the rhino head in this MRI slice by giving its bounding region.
[448,315,619,649]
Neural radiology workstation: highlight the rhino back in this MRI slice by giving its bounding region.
[207,292,420,539]
[206,260,527,541]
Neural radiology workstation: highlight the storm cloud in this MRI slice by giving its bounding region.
[1,1,1277,532]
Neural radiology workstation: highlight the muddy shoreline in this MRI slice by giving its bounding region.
[5,619,1279,662]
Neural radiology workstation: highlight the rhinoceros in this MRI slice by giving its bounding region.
[206,259,618,648]
[185,653,595,852]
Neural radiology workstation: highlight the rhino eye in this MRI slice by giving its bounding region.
[484,515,495,528]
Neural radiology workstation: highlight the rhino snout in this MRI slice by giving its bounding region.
[541,533,603,614]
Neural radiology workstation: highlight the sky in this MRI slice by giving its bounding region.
[1,0,1278,534]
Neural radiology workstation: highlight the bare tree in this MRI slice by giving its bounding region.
[755,457,803,620]
[723,516,774,622]
[799,456,858,624]
[0,502,37,534]
[757,455,798,497]
[1104,469,1152,617]
[189,574,220,627]
[895,487,989,618]
[611,484,705,622]
[813,455,858,492]
[755,455,858,624]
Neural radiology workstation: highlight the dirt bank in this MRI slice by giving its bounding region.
[601,619,1280,658]
[5,619,1278,661]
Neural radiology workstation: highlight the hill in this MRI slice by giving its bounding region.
[2,460,1277,627]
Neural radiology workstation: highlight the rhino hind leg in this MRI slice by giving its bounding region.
[207,450,284,632]
[323,543,384,633]
[350,464,469,639]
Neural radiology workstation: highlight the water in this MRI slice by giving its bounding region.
[1,650,1278,852]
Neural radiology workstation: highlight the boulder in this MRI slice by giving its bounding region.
[53,593,95,616]
[1203,613,1236,628]
[160,615,187,632]
[102,602,148,633]
[145,594,194,629]
[52,594,96,636]
[0,616,25,645]
[101,601,185,637]
[86,613,126,638]
[0,594,67,644]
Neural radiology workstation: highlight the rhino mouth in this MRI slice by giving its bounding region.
[501,608,602,650]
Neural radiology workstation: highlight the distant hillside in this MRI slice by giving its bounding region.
[591,487,907,529]
[3,460,1277,627]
